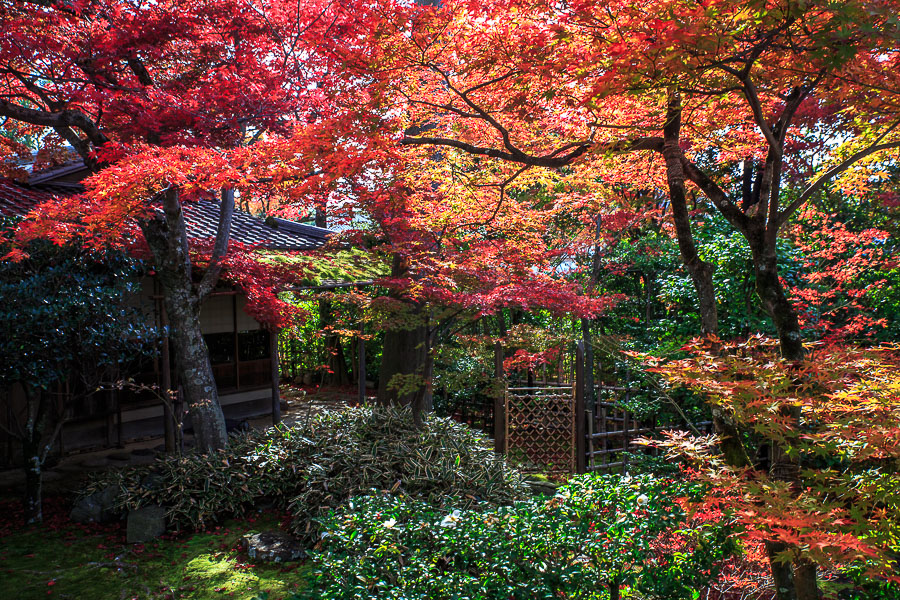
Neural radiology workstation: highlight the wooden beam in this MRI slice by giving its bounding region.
[357,336,366,405]
[493,342,506,454]
[233,295,240,390]
[575,341,586,474]
[270,329,281,425]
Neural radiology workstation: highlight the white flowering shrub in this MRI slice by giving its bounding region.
[302,474,738,600]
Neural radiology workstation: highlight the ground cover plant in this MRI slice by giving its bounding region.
[84,406,525,542]
[304,473,738,600]
[0,496,308,600]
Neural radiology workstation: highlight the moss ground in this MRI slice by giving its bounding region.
[0,496,309,600]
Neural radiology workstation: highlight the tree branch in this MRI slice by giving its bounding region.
[740,75,782,158]
[197,188,235,301]
[680,155,749,233]
[399,135,588,167]
[0,99,108,153]
[778,141,900,227]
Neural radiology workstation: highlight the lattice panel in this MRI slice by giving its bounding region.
[505,387,575,473]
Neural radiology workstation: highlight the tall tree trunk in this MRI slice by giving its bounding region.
[662,93,718,337]
[664,93,751,467]
[320,299,351,385]
[752,250,804,361]
[376,255,429,425]
[377,310,428,421]
[140,189,227,452]
[22,386,44,525]
[23,435,42,525]
[752,243,817,600]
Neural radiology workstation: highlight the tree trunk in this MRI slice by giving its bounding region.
[767,541,798,600]
[750,235,817,599]
[663,93,753,466]
[140,189,227,452]
[794,560,822,600]
[662,93,718,337]
[752,251,804,361]
[22,386,47,525]
[320,299,351,385]
[23,433,43,525]
[376,254,429,425]
[377,310,428,423]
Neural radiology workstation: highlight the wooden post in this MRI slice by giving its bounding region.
[623,367,631,472]
[270,328,281,425]
[105,388,115,448]
[493,342,506,453]
[575,341,586,474]
[357,336,366,405]
[233,295,241,390]
[160,300,176,453]
[115,385,123,448]
[587,406,594,472]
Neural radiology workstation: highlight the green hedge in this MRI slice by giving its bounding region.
[302,473,738,600]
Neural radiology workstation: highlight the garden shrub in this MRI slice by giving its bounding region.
[81,406,526,540]
[303,473,738,600]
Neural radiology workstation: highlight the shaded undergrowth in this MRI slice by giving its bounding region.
[0,496,309,600]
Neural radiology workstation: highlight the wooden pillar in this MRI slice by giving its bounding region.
[622,367,632,473]
[270,328,281,425]
[493,342,506,453]
[105,387,116,448]
[357,336,366,405]
[160,300,176,453]
[115,385,123,448]
[575,341,586,474]
[233,295,241,390]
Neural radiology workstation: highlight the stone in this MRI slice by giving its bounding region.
[524,478,559,497]
[131,448,157,457]
[225,419,250,434]
[108,451,132,462]
[138,473,165,493]
[126,506,167,543]
[242,531,304,563]
[70,485,119,524]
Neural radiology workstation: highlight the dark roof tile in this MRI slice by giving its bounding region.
[183,200,330,250]
[0,179,329,251]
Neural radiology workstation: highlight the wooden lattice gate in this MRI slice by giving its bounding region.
[492,341,710,475]
[504,385,577,473]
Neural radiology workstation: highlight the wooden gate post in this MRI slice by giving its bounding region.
[493,342,506,454]
[270,328,282,425]
[357,336,366,405]
[575,341,586,474]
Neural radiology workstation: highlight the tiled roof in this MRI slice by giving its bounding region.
[183,200,329,251]
[0,179,55,218]
[27,160,89,184]
[0,178,330,251]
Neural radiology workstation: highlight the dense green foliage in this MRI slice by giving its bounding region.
[303,473,737,600]
[84,407,525,541]
[0,232,156,392]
